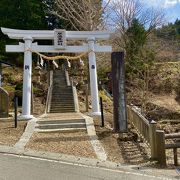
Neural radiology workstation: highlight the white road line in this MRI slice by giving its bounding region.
[1,153,172,180]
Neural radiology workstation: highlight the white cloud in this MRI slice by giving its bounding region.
[135,0,178,8]
[164,0,178,8]
[106,0,179,9]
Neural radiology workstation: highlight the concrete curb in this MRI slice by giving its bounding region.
[80,113,107,161]
[0,145,120,169]
[0,113,178,179]
[14,114,47,152]
[0,146,177,180]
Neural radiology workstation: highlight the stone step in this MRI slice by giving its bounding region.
[54,72,65,75]
[52,92,73,95]
[53,78,66,80]
[53,73,65,75]
[52,96,74,101]
[52,93,73,95]
[50,107,74,110]
[53,77,66,79]
[50,110,75,113]
[51,97,73,99]
[52,96,73,98]
[50,70,76,113]
[51,103,74,106]
[53,88,72,90]
[50,105,74,107]
[51,98,74,100]
[54,80,65,81]
[53,84,67,86]
[53,78,66,79]
[52,93,72,95]
[50,106,74,109]
[53,81,66,83]
[51,106,74,109]
[51,102,74,105]
[53,85,67,87]
[50,107,74,109]
[51,94,73,96]
[50,108,75,111]
[52,91,72,93]
[53,87,71,89]
[50,104,74,107]
[51,105,74,108]
[53,82,66,84]
[35,122,86,130]
[51,96,73,98]
[51,100,74,103]
[35,127,86,133]
[53,85,68,87]
[51,99,74,105]
[37,119,85,124]
[51,99,74,102]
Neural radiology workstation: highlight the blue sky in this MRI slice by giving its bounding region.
[105,0,180,24]
[140,0,180,23]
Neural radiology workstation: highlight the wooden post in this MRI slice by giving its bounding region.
[149,120,157,160]
[100,97,104,127]
[156,130,166,166]
[173,148,178,166]
[31,83,34,114]
[0,63,2,86]
[111,52,127,132]
[14,96,18,128]
[85,84,89,112]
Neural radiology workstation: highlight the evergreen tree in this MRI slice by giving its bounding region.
[0,0,47,30]
[125,19,149,76]
[0,0,48,63]
[42,0,67,29]
[156,19,180,40]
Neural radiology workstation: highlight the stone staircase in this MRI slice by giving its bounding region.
[50,70,75,113]
[35,113,86,133]
[35,70,85,133]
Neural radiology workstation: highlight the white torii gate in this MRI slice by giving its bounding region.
[1,27,112,120]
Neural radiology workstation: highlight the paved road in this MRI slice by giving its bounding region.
[0,154,166,180]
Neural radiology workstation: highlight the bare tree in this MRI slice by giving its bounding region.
[108,0,165,49]
[50,0,111,31]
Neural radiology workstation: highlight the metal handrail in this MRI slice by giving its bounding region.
[65,70,71,86]
[45,70,53,114]
[71,78,79,112]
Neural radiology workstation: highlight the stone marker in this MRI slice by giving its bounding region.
[111,52,127,132]
[0,87,9,118]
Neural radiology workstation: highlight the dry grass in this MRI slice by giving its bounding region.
[0,119,27,146]
[94,114,150,165]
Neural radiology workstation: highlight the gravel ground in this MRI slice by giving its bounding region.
[0,119,27,146]
[25,131,96,158]
[94,113,180,169]
[94,114,151,165]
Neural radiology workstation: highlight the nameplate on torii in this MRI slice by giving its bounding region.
[54,29,66,50]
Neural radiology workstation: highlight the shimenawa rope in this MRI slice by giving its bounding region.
[25,48,92,61]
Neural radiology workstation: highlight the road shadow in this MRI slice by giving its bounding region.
[117,137,150,165]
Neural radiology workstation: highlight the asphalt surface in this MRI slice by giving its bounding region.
[0,153,170,180]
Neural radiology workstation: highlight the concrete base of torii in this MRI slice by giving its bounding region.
[91,112,101,116]
[18,115,34,120]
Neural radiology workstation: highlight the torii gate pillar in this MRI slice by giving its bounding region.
[20,36,34,119]
[88,38,100,116]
